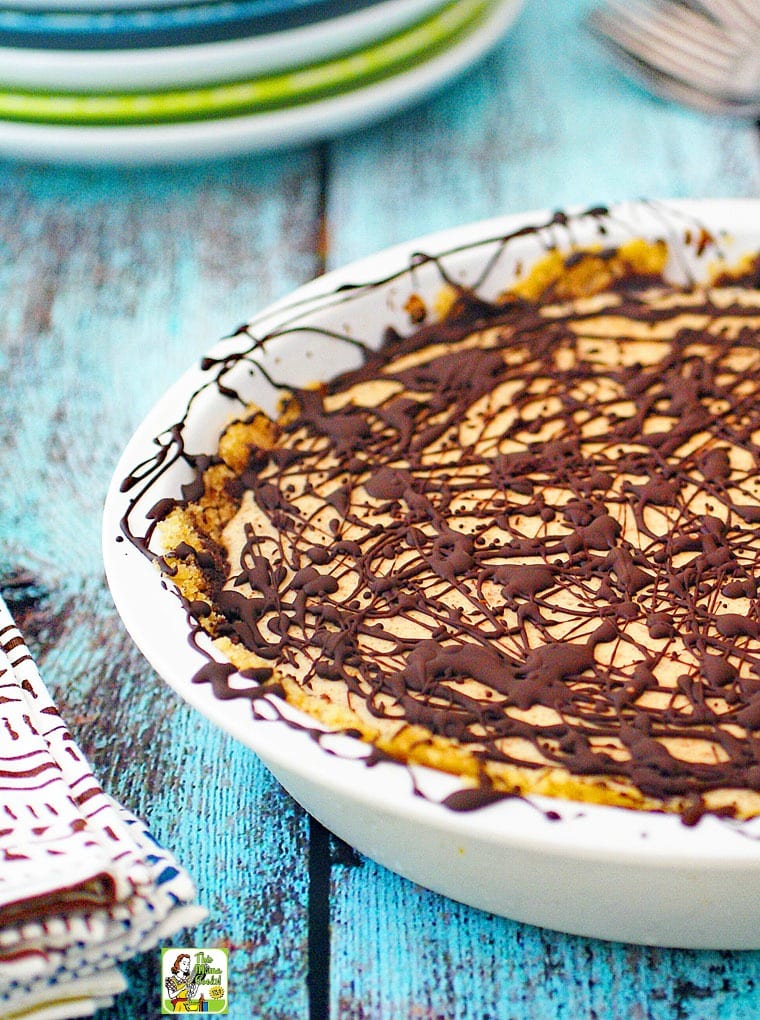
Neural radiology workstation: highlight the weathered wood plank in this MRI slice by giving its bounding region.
[321,0,760,1017]
[0,151,324,1018]
[331,857,760,1019]
[325,0,760,270]
[0,153,324,578]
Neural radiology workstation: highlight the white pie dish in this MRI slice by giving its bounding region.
[103,198,760,949]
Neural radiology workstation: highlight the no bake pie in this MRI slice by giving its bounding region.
[155,236,760,820]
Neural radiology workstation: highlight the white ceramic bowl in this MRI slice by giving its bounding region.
[103,199,760,949]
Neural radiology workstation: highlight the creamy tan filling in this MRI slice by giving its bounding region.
[211,289,760,809]
[160,256,760,817]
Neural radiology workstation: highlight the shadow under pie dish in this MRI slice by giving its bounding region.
[104,199,760,948]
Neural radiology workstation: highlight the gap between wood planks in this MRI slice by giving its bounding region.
[306,143,332,1020]
[308,816,332,1020]
[305,140,374,1019]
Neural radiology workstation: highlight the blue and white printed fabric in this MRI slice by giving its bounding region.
[0,595,206,1019]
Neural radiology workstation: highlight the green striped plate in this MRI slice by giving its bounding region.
[0,0,492,125]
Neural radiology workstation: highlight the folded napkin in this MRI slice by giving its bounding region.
[0,594,207,1019]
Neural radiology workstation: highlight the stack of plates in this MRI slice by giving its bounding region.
[0,0,525,163]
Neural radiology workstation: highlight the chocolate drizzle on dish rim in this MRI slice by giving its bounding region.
[118,204,760,826]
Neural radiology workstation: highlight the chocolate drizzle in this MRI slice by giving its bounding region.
[118,205,760,820]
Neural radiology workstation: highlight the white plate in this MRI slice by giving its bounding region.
[5,0,372,15]
[0,0,451,90]
[0,0,494,124]
[0,0,522,163]
[0,0,383,52]
[103,199,760,949]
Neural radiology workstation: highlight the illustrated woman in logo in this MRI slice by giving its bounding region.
[165,952,205,1012]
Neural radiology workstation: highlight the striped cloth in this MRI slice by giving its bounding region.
[0,595,206,1019]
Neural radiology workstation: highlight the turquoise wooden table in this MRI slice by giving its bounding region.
[1,0,759,1016]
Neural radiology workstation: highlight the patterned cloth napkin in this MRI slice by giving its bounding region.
[0,594,207,1019]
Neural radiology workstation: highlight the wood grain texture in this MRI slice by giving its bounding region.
[0,151,324,1018]
[321,1,760,1018]
[0,154,324,577]
[0,0,758,1015]
[325,0,760,268]
[330,857,760,1020]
